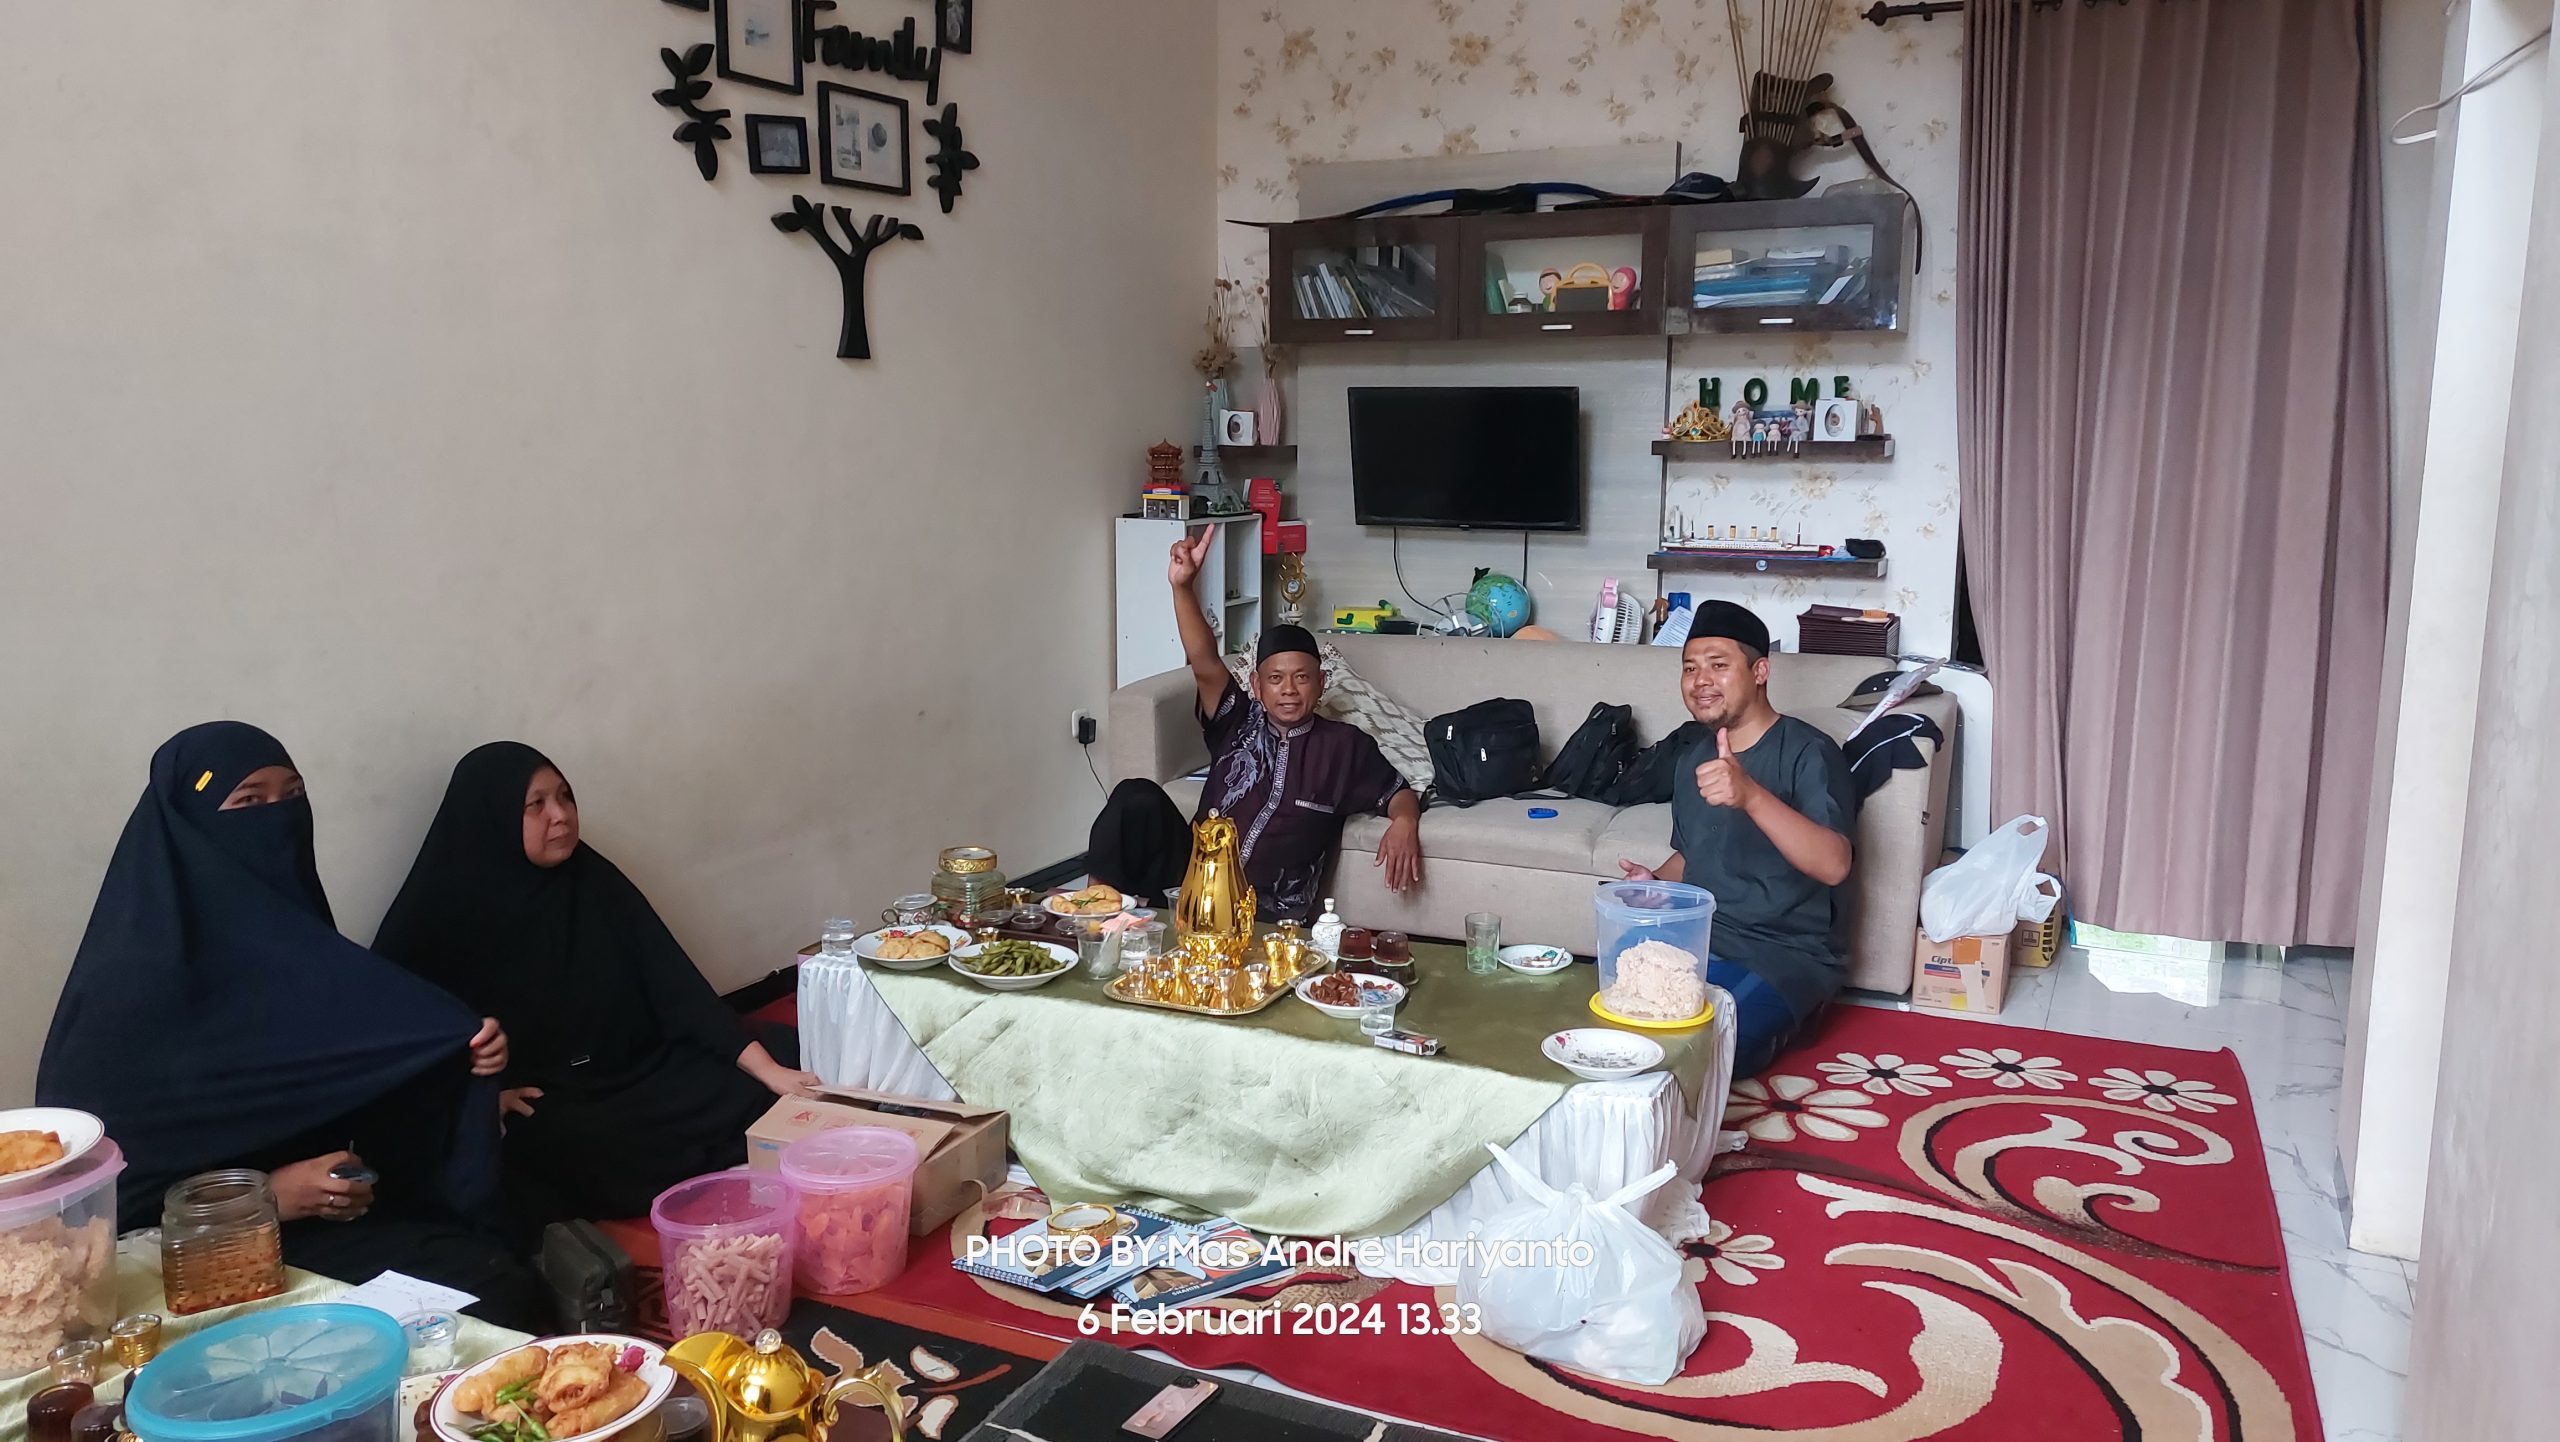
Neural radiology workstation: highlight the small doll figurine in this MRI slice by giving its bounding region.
[1728,400,1755,457]
[1538,269,1563,311]
[1607,266,1638,311]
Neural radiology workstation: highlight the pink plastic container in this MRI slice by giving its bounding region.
[779,1127,919,1296]
[649,1168,799,1337]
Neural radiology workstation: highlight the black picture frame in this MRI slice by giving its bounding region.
[934,0,973,55]
[744,114,810,174]
[716,0,803,94]
[817,82,911,196]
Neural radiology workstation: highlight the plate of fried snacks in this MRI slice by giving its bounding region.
[432,1335,675,1442]
[949,939,1076,991]
[853,924,972,970]
[1043,883,1128,918]
[0,1108,103,1194]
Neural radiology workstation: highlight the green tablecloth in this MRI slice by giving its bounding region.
[869,943,1718,1238]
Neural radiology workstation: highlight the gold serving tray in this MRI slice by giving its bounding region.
[1103,960,1329,1018]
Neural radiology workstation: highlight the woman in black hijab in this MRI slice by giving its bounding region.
[375,742,811,1221]
[37,723,547,1328]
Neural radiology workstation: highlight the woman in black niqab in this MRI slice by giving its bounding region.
[37,722,548,1329]
[374,742,808,1221]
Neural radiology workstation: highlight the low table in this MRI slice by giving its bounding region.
[798,941,1733,1275]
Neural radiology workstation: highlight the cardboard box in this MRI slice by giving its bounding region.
[1911,929,2011,1014]
[748,1088,1009,1237]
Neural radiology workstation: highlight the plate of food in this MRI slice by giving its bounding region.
[1293,972,1406,1020]
[1497,944,1575,976]
[1044,883,1129,919]
[949,939,1076,990]
[854,924,972,970]
[0,1108,105,1194]
[1541,1028,1665,1082]
[430,1335,673,1442]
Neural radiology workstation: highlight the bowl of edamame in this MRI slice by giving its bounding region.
[948,938,1077,990]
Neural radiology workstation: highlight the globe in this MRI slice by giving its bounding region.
[1466,573,1535,638]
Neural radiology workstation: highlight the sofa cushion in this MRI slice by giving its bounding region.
[1592,803,1676,875]
[1223,644,1435,792]
[1342,798,1618,873]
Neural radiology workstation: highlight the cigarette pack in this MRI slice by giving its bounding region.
[1371,1029,1442,1056]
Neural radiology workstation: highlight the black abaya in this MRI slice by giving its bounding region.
[37,723,548,1331]
[374,743,777,1221]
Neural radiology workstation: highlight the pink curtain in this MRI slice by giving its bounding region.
[1957,0,2388,946]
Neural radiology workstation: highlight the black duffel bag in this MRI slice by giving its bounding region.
[1425,698,1543,807]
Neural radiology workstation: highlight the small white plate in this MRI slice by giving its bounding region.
[1541,1028,1665,1081]
[0,1108,105,1194]
[853,924,972,970]
[1497,944,1574,975]
[1292,974,1407,1020]
[950,940,1077,990]
[430,1335,674,1442]
[1043,891,1132,919]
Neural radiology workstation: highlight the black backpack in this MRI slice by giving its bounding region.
[1601,721,1711,807]
[1425,698,1542,807]
[1539,702,1640,801]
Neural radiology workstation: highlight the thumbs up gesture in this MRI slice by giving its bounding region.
[1694,727,1760,810]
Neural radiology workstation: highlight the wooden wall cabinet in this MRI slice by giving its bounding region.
[1666,192,1918,334]
[1266,217,1459,345]
[1454,208,1669,340]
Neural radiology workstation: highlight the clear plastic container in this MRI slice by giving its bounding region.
[650,1170,800,1337]
[1593,880,1717,1024]
[161,1170,286,1316]
[779,1128,918,1296]
[0,1139,123,1377]
[125,1303,407,1442]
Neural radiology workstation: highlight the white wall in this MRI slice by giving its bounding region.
[2339,0,2547,1258]
[0,1,1214,1101]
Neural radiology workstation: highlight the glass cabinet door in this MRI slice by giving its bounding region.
[1267,217,1458,344]
[1458,209,1667,340]
[1668,193,1915,333]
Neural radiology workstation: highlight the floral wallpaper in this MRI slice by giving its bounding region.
[1215,0,1966,654]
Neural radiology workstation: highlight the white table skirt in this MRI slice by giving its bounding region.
[797,955,1735,1284]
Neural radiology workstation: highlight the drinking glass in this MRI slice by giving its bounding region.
[820,918,859,960]
[1076,921,1116,981]
[1118,920,1163,980]
[1466,912,1501,975]
[1359,987,1398,1037]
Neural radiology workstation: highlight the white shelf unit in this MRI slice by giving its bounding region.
[1115,514,1267,688]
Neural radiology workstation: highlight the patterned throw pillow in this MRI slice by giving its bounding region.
[1222,642,1436,791]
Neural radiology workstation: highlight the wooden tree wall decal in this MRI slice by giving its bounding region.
[921,103,978,215]
[772,197,922,360]
[653,44,730,181]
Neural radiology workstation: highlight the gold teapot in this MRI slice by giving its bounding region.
[666,1329,905,1442]
[1174,809,1256,961]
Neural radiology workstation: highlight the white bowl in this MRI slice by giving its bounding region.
[1497,944,1574,975]
[0,1108,105,1194]
[853,924,973,970]
[949,940,1077,990]
[431,1335,675,1442]
[1292,973,1407,1020]
[1541,1028,1665,1081]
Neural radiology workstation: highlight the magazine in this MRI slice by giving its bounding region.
[1111,1218,1295,1311]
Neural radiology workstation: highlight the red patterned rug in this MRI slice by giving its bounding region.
[669,1005,2323,1441]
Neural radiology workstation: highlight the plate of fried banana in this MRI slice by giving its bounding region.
[431,1335,674,1442]
[0,1107,103,1195]
[852,924,971,970]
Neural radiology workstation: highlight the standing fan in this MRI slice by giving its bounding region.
[1590,579,1645,645]
[1725,0,1841,198]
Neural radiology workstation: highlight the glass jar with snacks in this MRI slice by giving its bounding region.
[1593,880,1718,1024]
[161,1169,287,1316]
[651,1169,800,1337]
[126,1305,407,1442]
[930,846,1009,926]
[779,1127,919,1296]
[0,1139,122,1377]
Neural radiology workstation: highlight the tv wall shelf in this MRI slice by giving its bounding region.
[1647,551,1888,579]
[1653,435,1895,462]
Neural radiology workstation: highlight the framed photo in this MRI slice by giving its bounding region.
[817,82,911,195]
[716,0,802,94]
[935,0,973,54]
[744,114,809,174]
[1815,396,1862,443]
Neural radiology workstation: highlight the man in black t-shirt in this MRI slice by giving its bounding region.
[1619,602,1858,1077]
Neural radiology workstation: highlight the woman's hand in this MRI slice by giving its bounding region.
[273,1152,373,1223]
[500,1087,543,1120]
[467,1017,508,1077]
[738,1042,818,1098]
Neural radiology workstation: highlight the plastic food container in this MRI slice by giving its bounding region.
[0,1139,123,1378]
[780,1128,918,1296]
[161,1170,286,1316]
[650,1170,799,1337]
[1592,881,1717,1024]
[125,1303,406,1442]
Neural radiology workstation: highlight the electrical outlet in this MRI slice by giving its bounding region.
[1070,710,1098,745]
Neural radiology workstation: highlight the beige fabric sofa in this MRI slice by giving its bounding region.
[1109,634,1955,994]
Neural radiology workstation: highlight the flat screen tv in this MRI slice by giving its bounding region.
[1348,386,1584,531]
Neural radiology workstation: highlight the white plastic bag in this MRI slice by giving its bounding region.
[1919,815,2062,942]
[1455,1144,1707,1386]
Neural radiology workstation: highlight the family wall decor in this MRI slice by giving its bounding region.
[647,0,983,361]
